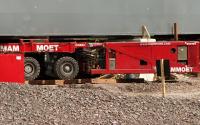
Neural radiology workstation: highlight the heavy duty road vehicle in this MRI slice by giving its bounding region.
[1,0,200,83]
[0,39,199,84]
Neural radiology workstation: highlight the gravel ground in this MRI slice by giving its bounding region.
[0,81,200,125]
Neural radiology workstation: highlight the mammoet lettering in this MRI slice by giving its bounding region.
[0,45,20,52]
[36,45,59,52]
[171,66,193,73]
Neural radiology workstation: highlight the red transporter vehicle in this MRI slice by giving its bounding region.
[0,39,199,84]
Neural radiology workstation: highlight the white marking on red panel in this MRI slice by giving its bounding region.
[0,45,20,52]
[171,66,193,73]
[36,45,59,52]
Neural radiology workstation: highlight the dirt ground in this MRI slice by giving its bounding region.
[0,74,200,125]
[95,79,200,99]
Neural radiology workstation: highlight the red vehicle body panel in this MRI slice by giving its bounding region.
[0,39,199,83]
[0,54,24,83]
[91,41,200,74]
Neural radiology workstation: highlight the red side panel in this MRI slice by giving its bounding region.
[0,54,24,84]
[91,41,200,74]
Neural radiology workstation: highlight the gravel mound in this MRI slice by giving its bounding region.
[0,83,200,125]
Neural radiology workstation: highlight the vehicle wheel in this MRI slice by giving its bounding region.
[54,56,79,80]
[24,57,40,80]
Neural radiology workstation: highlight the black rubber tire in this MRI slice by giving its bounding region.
[54,56,79,80]
[24,57,40,80]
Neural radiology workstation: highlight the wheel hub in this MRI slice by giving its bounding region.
[64,65,71,72]
[61,63,73,74]
[25,64,34,74]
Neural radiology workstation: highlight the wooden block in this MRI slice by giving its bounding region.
[197,73,200,78]
[27,80,56,85]
[26,78,117,85]
[55,80,65,86]
[28,80,43,85]
[91,79,117,84]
